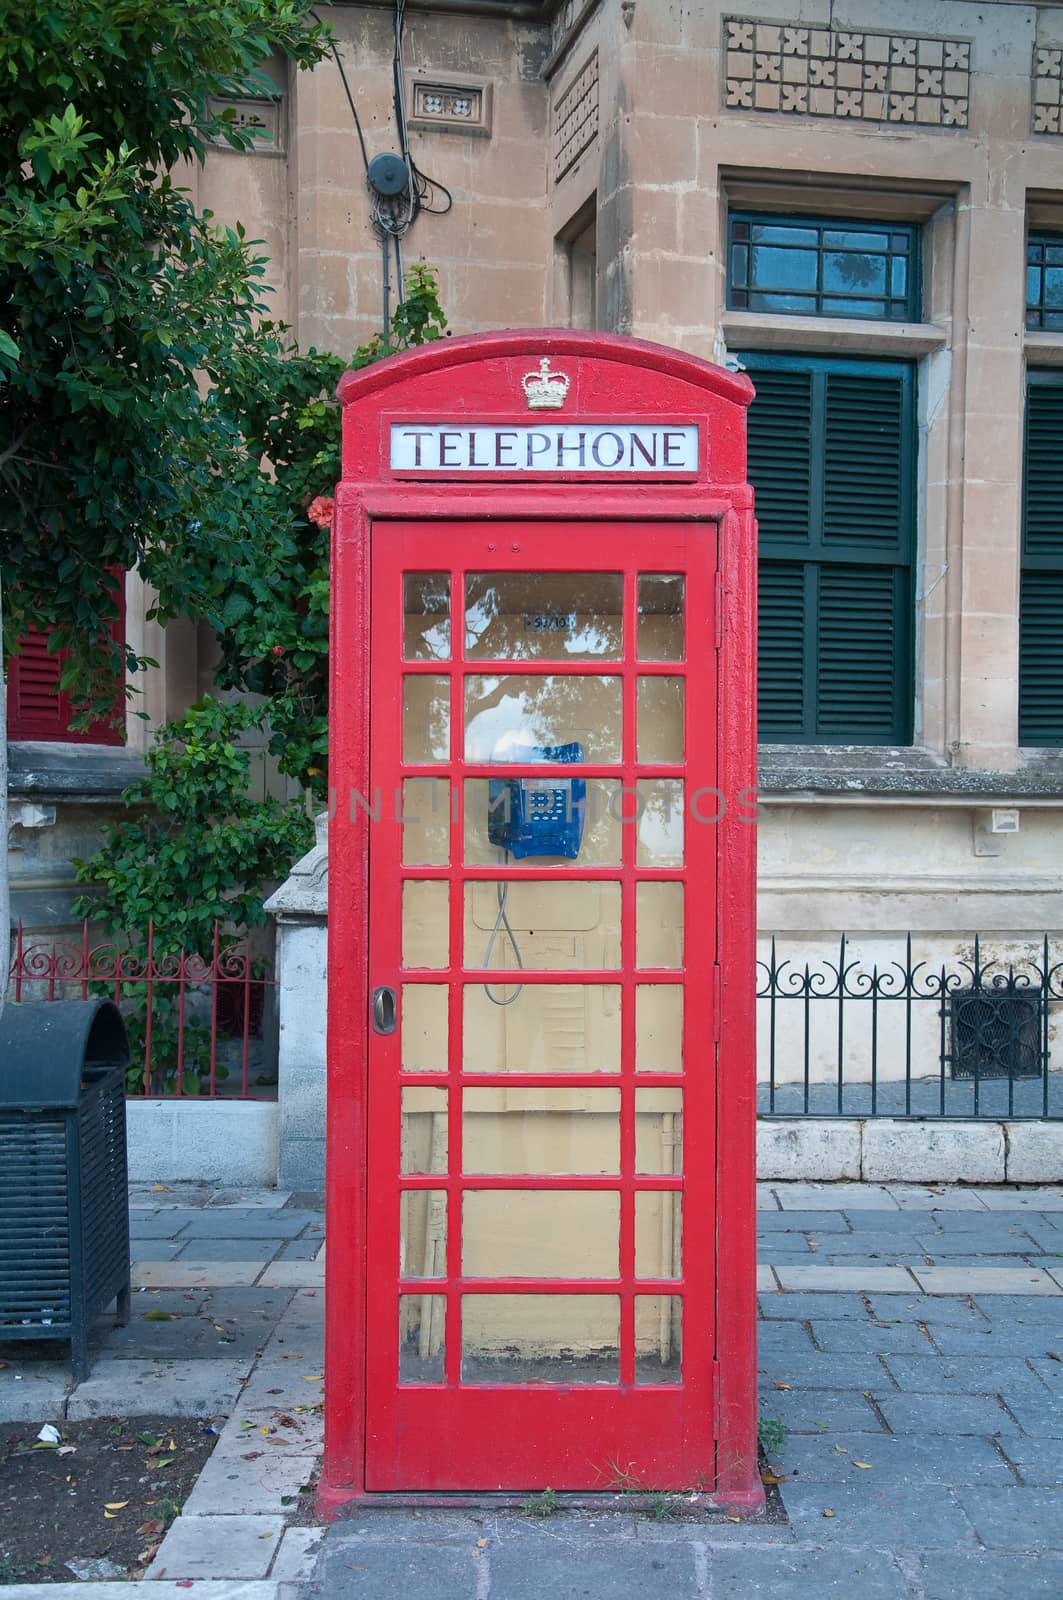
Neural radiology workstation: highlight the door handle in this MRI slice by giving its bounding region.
[371,985,397,1036]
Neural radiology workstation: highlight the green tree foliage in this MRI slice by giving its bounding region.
[0,0,330,720]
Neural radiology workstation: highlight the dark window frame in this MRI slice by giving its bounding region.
[1026,231,1063,331]
[1020,369,1063,746]
[727,212,921,323]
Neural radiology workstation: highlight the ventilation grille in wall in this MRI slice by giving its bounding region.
[207,97,285,155]
[406,75,492,137]
[947,988,1044,1080]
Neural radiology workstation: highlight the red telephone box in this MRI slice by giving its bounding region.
[322,330,761,1512]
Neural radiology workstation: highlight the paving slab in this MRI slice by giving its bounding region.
[0,1588,286,1600]
[758,1292,868,1320]
[756,1183,782,1209]
[758,1352,890,1391]
[270,1526,327,1583]
[843,1209,935,1232]
[973,1188,1063,1211]
[881,1353,1050,1394]
[233,1359,327,1411]
[67,1357,249,1418]
[802,1231,933,1257]
[755,1388,886,1434]
[133,1261,265,1289]
[873,1392,1019,1435]
[148,1513,287,1579]
[779,1481,978,1548]
[776,1184,900,1211]
[131,1241,184,1261]
[181,1427,320,1516]
[276,1237,322,1260]
[181,1213,312,1238]
[0,1363,70,1423]
[129,1213,192,1237]
[890,1185,990,1210]
[779,1430,1013,1485]
[918,1551,1063,1600]
[954,1485,1063,1549]
[925,1322,1063,1357]
[775,1265,918,1293]
[971,1293,1063,1322]
[174,1239,283,1262]
[996,1435,1063,1484]
[756,1321,818,1356]
[258,1260,325,1288]
[707,1545,913,1599]
[758,1209,852,1232]
[305,1535,482,1600]
[808,1318,934,1355]
[756,1264,779,1290]
[864,1294,989,1326]
[998,1391,1063,1436]
[911,1266,1059,1295]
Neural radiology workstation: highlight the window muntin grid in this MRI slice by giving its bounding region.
[727,214,920,323]
[1026,233,1063,331]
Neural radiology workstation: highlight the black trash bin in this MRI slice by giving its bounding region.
[0,999,132,1379]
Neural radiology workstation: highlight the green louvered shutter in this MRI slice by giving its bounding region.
[745,355,914,744]
[1020,374,1063,745]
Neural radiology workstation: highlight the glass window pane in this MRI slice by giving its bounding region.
[401,1086,448,1174]
[404,574,451,660]
[1045,266,1063,310]
[400,1190,447,1278]
[634,1296,682,1384]
[752,291,818,314]
[636,986,683,1073]
[890,256,907,297]
[637,679,684,763]
[637,779,684,867]
[464,675,621,763]
[462,1294,619,1383]
[635,1087,684,1174]
[463,983,621,1074]
[399,1294,445,1382]
[636,883,683,969]
[462,1190,619,1277]
[466,881,622,971]
[465,573,623,660]
[462,1087,621,1174]
[637,575,685,661]
[403,881,449,969]
[464,777,622,866]
[730,242,749,284]
[635,1192,682,1279]
[404,675,450,763]
[401,984,448,1072]
[729,214,918,320]
[822,251,885,296]
[401,778,451,864]
[822,296,886,318]
[751,244,818,291]
[752,223,817,247]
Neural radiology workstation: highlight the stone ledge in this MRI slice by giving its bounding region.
[758,1118,1061,1183]
[7,741,145,799]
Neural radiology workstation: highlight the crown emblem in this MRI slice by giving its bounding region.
[521,357,571,410]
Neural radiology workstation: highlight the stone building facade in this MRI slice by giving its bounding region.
[10,0,1063,1117]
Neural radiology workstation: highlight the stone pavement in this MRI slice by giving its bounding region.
[2,1179,1063,1597]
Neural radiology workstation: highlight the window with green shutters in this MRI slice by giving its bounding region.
[740,353,916,744]
[1020,372,1063,746]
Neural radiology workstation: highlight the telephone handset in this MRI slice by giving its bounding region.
[487,741,586,860]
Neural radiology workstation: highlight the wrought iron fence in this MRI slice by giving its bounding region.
[757,934,1063,1121]
[6,921,277,1100]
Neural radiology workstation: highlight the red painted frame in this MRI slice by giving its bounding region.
[324,331,759,1514]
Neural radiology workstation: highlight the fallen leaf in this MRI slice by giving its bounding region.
[57,1445,77,1456]
[103,1511,119,1520]
[153,1457,177,1468]
[822,1509,835,1518]
[303,1374,325,1381]
[477,1539,488,1549]
[152,1184,169,1191]
[835,1446,848,1453]
[772,1381,791,1391]
[104,1501,129,1510]
[137,1520,165,1537]
[853,1462,872,1470]
[258,1532,275,1540]
[1047,1351,1063,1363]
[727,1515,742,1523]
[760,1470,788,1485]
[143,1311,175,1322]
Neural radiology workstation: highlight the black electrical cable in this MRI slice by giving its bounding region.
[310,9,370,175]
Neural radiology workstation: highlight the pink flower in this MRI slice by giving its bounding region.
[307,495,335,529]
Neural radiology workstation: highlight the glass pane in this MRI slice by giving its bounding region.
[465,573,623,660]
[462,1294,619,1383]
[464,778,622,866]
[404,675,450,763]
[636,986,683,1073]
[751,243,818,291]
[466,881,622,971]
[463,983,621,1073]
[401,778,451,865]
[463,1087,621,1174]
[634,1296,682,1384]
[637,575,685,661]
[404,574,451,660]
[637,678,684,763]
[399,1294,445,1382]
[635,1192,682,1279]
[462,1190,619,1277]
[401,984,448,1072]
[403,881,449,969]
[636,882,683,969]
[822,250,886,295]
[637,780,684,867]
[464,675,621,763]
[635,1087,684,1173]
[401,1086,448,1174]
[400,1190,447,1278]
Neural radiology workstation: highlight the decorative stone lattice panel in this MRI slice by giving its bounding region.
[553,50,599,182]
[1033,47,1063,134]
[723,18,970,128]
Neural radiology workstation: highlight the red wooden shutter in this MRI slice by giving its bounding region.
[6,588,126,745]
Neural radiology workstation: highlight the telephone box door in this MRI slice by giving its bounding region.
[364,518,719,1491]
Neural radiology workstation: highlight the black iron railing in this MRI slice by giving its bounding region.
[757,934,1063,1121]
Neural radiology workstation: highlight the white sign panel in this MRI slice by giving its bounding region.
[389,423,699,473]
